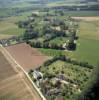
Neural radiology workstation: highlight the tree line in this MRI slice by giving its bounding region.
[43,55,94,69]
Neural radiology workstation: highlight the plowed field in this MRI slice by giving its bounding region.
[5,43,48,72]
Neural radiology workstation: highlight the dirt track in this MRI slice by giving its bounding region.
[5,43,48,72]
[72,17,99,21]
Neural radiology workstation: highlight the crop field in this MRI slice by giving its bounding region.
[0,51,34,100]
[0,51,17,81]
[69,20,99,65]
[55,11,99,17]
[0,11,32,39]
[78,21,99,40]
[72,17,99,21]
[0,74,35,100]
[5,43,48,72]
[0,48,41,100]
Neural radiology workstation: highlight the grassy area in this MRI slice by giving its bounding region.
[0,18,23,36]
[78,21,99,40]
[39,21,99,66]
[39,48,67,56]
[63,11,99,17]
[49,37,69,45]
[67,21,99,65]
[0,27,25,35]
[69,38,99,65]
[0,11,32,37]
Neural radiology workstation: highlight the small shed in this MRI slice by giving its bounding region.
[33,70,43,80]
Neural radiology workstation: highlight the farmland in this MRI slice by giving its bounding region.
[0,0,99,100]
[0,75,35,100]
[0,11,32,37]
[0,50,41,100]
[39,20,99,66]
[0,51,17,81]
[5,43,48,72]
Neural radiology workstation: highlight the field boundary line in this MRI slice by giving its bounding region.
[0,44,46,100]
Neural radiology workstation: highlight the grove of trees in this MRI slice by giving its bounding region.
[77,63,99,100]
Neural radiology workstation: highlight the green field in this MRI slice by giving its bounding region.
[0,11,32,37]
[39,21,99,66]
[64,11,99,17]
[49,37,69,45]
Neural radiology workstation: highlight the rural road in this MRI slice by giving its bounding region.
[0,44,46,100]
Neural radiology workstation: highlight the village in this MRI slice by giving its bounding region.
[0,11,78,51]
[0,10,94,100]
[0,0,99,99]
